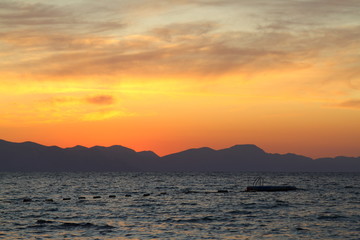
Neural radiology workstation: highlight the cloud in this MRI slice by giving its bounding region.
[39,95,116,106]
[2,0,359,33]
[1,94,122,124]
[4,23,358,82]
[0,1,73,27]
[86,95,115,105]
[82,110,131,121]
[0,0,359,94]
[151,22,217,41]
[0,0,126,34]
[337,99,360,109]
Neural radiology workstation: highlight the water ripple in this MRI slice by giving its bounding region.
[0,172,359,239]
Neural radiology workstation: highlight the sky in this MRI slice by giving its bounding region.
[1,0,360,158]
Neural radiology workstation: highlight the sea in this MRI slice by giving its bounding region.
[0,172,359,239]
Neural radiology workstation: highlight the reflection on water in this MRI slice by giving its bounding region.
[0,172,359,239]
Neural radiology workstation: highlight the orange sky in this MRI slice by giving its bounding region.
[1,0,360,158]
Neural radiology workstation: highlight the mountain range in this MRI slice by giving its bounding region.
[0,139,359,172]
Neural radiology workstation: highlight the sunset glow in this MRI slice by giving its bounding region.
[1,0,360,157]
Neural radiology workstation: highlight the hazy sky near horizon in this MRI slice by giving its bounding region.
[1,0,360,157]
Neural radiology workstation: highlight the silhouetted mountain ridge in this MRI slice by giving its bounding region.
[0,139,359,172]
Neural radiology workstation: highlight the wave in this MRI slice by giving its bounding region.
[317,214,349,220]
[30,219,116,230]
[162,215,231,223]
[227,210,253,215]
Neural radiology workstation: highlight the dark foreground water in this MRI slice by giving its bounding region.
[0,172,359,239]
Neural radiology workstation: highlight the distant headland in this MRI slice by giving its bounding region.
[0,139,359,172]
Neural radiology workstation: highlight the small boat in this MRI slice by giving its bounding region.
[245,177,297,192]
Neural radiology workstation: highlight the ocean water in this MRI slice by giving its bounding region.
[0,172,359,239]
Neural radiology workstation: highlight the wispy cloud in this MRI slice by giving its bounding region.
[0,94,124,125]
[0,0,359,91]
[337,99,360,109]
[2,23,359,83]
[82,110,131,121]
[86,95,115,105]
[0,0,127,34]
[151,22,217,41]
[0,1,74,28]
